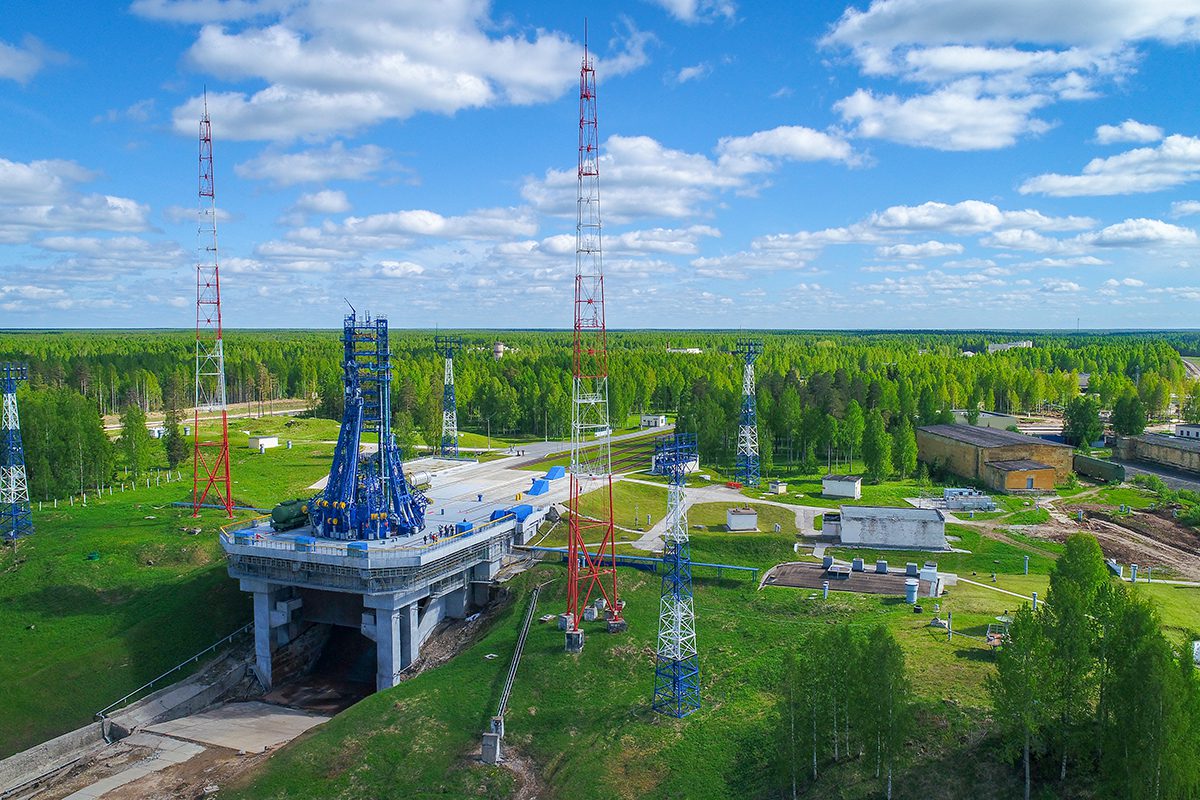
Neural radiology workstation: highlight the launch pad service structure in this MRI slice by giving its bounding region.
[220,313,547,692]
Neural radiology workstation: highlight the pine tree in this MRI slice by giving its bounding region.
[891,416,918,478]
[161,375,188,470]
[1111,391,1146,437]
[862,408,892,481]
[118,403,155,479]
[987,605,1051,800]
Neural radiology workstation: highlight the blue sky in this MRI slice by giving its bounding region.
[3,0,1200,329]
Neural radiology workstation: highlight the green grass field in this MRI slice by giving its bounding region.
[223,558,1038,800]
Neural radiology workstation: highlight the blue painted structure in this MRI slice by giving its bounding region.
[652,432,701,718]
[308,313,428,540]
[734,340,763,487]
[434,335,462,457]
[1,363,32,541]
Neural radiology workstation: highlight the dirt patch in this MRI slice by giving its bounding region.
[105,745,274,800]
[1036,506,1200,580]
[494,744,548,800]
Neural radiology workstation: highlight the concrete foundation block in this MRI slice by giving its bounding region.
[481,732,502,764]
[565,629,584,653]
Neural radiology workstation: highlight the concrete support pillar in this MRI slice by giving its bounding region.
[364,588,427,691]
[471,560,499,607]
[400,602,419,670]
[374,607,401,690]
[243,579,300,690]
[252,588,274,689]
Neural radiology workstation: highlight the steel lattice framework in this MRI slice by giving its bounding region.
[734,340,763,487]
[434,335,462,457]
[308,313,428,540]
[565,36,624,652]
[1,363,32,541]
[652,433,700,717]
[193,96,233,518]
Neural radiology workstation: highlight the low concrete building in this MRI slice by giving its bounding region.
[822,474,862,499]
[1176,424,1200,440]
[640,414,667,428]
[1115,434,1200,476]
[951,410,1019,430]
[725,507,758,531]
[984,459,1056,492]
[826,506,947,550]
[248,435,279,450]
[917,424,1072,492]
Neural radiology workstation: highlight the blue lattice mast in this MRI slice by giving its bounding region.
[1,363,32,541]
[308,312,428,540]
[434,335,462,457]
[652,432,700,717]
[734,340,763,487]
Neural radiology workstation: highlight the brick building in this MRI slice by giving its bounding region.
[916,424,1073,492]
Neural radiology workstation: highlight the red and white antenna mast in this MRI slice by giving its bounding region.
[193,93,233,518]
[565,29,624,653]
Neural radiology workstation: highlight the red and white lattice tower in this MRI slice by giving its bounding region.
[192,95,233,518]
[565,35,624,653]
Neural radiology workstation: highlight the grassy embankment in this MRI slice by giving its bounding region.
[0,415,336,758]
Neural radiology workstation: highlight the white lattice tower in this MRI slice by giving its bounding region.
[657,480,697,662]
[737,359,758,462]
[442,355,457,448]
[1,391,30,509]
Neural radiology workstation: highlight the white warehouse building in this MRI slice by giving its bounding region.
[826,506,947,550]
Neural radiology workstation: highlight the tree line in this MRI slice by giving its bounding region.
[3,329,1198,493]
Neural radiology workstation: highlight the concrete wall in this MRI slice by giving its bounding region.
[1115,436,1200,475]
[839,515,946,550]
[916,430,1073,485]
[984,466,1055,492]
[0,722,105,795]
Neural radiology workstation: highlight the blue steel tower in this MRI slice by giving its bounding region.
[652,432,700,718]
[1,363,32,541]
[734,340,763,487]
[308,313,428,540]
[434,335,462,457]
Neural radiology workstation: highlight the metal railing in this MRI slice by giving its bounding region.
[94,621,253,721]
[496,585,541,720]
[219,513,517,562]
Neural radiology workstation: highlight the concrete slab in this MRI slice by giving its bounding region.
[61,734,204,799]
[144,701,329,753]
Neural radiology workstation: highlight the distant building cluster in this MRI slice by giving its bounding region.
[986,340,1034,354]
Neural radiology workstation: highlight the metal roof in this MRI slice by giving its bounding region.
[918,424,1070,449]
[987,459,1054,472]
[1138,433,1200,454]
[840,505,944,522]
[823,474,861,482]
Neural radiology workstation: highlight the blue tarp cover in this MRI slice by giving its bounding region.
[528,478,550,496]
[455,521,473,534]
[544,465,566,480]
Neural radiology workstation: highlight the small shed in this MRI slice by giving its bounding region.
[768,480,787,495]
[640,414,667,428]
[822,474,862,499]
[149,426,166,439]
[248,435,279,450]
[726,507,758,532]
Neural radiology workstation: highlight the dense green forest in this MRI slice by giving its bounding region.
[4,329,1200,498]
